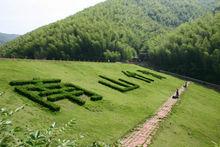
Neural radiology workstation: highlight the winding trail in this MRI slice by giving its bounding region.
[120,83,190,147]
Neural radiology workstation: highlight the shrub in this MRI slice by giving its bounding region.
[99,76,139,92]
[44,84,62,89]
[41,79,61,84]
[14,87,60,111]
[47,91,85,106]
[9,80,38,86]
[70,90,84,96]
[122,71,154,83]
[64,87,76,92]
[137,70,166,79]
[39,89,63,96]
[90,95,103,101]
[47,93,69,102]
[99,75,130,87]
[68,95,85,106]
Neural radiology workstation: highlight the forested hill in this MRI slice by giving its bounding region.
[0,33,19,45]
[146,13,220,84]
[0,0,214,60]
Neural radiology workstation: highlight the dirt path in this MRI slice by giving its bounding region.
[120,83,190,147]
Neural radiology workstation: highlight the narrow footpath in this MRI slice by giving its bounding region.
[121,82,190,147]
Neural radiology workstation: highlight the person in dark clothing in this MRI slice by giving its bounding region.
[183,81,188,88]
[172,89,179,99]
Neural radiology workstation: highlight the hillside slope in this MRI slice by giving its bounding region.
[0,59,183,146]
[146,13,220,84]
[150,83,220,147]
[0,0,213,60]
[0,32,19,44]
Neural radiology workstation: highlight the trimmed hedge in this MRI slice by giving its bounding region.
[68,95,86,106]
[14,87,60,111]
[9,80,38,86]
[41,79,61,84]
[47,93,85,106]
[44,84,62,89]
[39,89,63,96]
[99,76,139,92]
[9,79,62,86]
[122,71,154,83]
[11,79,103,111]
[137,70,166,79]
[99,75,130,87]
[90,95,103,101]
[64,83,103,100]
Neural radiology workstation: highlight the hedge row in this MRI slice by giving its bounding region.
[64,83,103,100]
[122,71,154,83]
[90,95,103,101]
[11,79,103,111]
[10,79,62,86]
[39,89,63,96]
[137,70,166,79]
[14,87,60,111]
[47,93,85,106]
[44,84,62,89]
[98,76,139,92]
[99,75,130,87]
[10,80,38,86]
[41,79,61,84]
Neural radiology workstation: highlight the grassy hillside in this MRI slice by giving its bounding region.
[0,0,213,61]
[150,83,220,147]
[0,59,183,146]
[0,32,18,44]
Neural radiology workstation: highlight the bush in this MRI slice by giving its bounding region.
[68,95,86,106]
[99,75,130,87]
[47,91,85,106]
[137,70,166,79]
[47,93,69,102]
[122,71,154,83]
[11,79,103,111]
[44,84,62,89]
[39,89,63,96]
[98,76,139,92]
[41,79,61,84]
[90,95,103,101]
[14,87,60,111]
[9,80,38,86]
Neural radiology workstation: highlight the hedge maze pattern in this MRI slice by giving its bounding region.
[137,70,166,79]
[122,71,154,83]
[10,79,103,111]
[98,75,139,92]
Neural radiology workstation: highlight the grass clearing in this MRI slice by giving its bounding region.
[150,83,220,147]
[0,59,183,145]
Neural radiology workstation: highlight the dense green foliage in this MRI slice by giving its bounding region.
[146,13,220,84]
[0,32,18,44]
[98,75,139,92]
[122,71,154,83]
[0,0,213,61]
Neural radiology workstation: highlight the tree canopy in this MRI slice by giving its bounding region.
[0,0,213,61]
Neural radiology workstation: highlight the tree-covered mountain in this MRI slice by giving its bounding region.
[146,13,220,84]
[0,0,214,60]
[0,33,19,45]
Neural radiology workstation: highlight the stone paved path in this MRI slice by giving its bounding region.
[120,83,189,147]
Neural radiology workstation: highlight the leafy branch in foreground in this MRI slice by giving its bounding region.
[0,106,76,147]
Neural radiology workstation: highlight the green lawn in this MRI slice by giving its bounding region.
[0,59,184,146]
[150,83,220,147]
